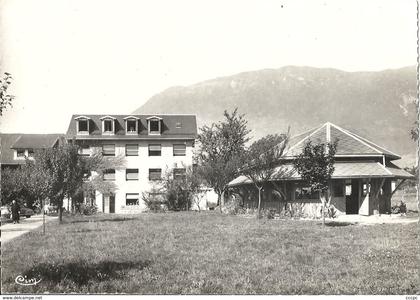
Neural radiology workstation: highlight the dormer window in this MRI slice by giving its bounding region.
[75,116,91,135]
[28,149,34,158]
[123,116,139,135]
[14,149,35,160]
[147,116,162,135]
[100,116,116,135]
[16,149,25,158]
[104,120,113,132]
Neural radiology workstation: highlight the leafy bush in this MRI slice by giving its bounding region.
[391,201,407,214]
[279,203,305,219]
[166,187,191,211]
[142,191,167,212]
[82,204,98,215]
[222,197,242,215]
[263,209,276,219]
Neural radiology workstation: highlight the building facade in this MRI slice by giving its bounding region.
[228,122,414,217]
[65,114,198,213]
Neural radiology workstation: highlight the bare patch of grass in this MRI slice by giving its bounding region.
[24,260,150,286]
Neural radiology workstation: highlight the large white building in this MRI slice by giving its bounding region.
[65,114,201,213]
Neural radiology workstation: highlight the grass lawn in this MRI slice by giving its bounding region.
[1,212,419,294]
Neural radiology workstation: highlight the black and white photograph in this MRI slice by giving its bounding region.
[0,0,418,297]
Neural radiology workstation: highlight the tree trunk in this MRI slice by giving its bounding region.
[320,192,326,227]
[58,198,64,223]
[220,190,226,213]
[59,206,63,223]
[41,198,45,235]
[218,193,222,213]
[257,187,262,218]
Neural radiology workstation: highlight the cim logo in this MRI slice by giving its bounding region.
[15,275,42,286]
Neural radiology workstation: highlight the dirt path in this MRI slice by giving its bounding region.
[1,215,57,244]
[334,213,419,225]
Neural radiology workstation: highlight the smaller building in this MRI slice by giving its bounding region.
[0,133,61,169]
[228,122,414,216]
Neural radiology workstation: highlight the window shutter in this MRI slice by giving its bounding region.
[149,144,161,151]
[173,144,186,156]
[126,169,139,180]
[103,169,115,181]
[173,168,187,181]
[148,144,162,156]
[79,146,90,156]
[126,144,138,156]
[149,168,162,180]
[103,144,115,156]
[126,193,139,205]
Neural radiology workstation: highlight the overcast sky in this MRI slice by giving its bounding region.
[0,0,417,133]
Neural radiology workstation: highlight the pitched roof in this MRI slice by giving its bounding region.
[11,134,61,149]
[0,133,61,165]
[1,133,23,165]
[228,161,414,187]
[283,122,400,160]
[66,114,197,140]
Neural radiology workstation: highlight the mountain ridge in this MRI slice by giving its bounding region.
[134,65,417,167]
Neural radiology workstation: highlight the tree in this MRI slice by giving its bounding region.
[197,108,250,210]
[241,133,289,217]
[142,165,204,212]
[1,167,31,206]
[162,165,203,211]
[78,147,125,211]
[0,72,14,116]
[33,144,85,222]
[293,140,338,226]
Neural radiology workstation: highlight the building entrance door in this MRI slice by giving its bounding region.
[109,194,115,213]
[345,179,359,214]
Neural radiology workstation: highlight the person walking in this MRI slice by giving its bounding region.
[11,200,20,224]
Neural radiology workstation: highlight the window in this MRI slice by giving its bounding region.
[173,144,186,156]
[126,120,137,133]
[126,193,139,206]
[150,120,160,132]
[295,185,319,200]
[103,120,113,133]
[76,116,91,135]
[149,168,162,181]
[126,144,138,156]
[173,168,186,182]
[16,149,25,158]
[345,185,352,196]
[79,145,90,156]
[362,183,371,196]
[27,149,34,158]
[78,119,89,133]
[126,169,139,181]
[102,144,115,156]
[148,144,161,156]
[103,169,115,181]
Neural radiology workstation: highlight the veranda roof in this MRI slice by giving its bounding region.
[228,161,414,187]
